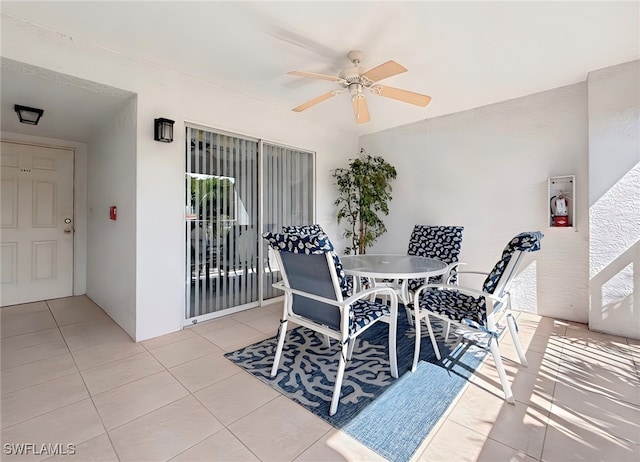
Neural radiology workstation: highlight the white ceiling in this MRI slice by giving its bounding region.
[2,1,639,138]
[1,61,134,142]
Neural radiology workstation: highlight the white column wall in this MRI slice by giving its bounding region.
[2,14,357,341]
[86,98,138,339]
[587,60,640,339]
[360,83,590,322]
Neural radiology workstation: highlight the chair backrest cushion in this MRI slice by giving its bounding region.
[482,231,543,294]
[263,232,345,329]
[279,225,350,297]
[407,225,464,289]
[282,224,324,235]
[264,231,333,255]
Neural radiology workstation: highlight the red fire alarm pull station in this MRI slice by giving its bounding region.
[109,206,117,221]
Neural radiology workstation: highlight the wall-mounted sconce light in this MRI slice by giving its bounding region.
[15,105,44,125]
[154,118,174,143]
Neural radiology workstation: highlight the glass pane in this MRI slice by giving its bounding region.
[186,128,259,319]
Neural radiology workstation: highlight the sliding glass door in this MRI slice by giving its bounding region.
[185,127,314,322]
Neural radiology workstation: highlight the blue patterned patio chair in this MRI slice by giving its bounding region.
[406,225,464,288]
[379,225,464,326]
[263,231,399,416]
[411,231,543,404]
[282,224,364,296]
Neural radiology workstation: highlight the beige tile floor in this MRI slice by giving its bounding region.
[1,295,639,462]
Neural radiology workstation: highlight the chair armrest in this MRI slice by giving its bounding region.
[444,262,465,284]
[458,270,490,276]
[272,282,343,307]
[448,262,465,271]
[343,286,398,306]
[272,282,397,308]
[413,283,503,304]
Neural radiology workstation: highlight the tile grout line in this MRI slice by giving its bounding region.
[422,313,562,461]
[44,299,124,462]
[133,347,279,461]
[178,310,306,462]
[539,324,573,462]
[139,329,270,460]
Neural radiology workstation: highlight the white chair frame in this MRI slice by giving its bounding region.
[412,250,529,404]
[270,251,399,416]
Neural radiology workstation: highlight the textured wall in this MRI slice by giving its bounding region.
[360,83,590,322]
[86,98,138,339]
[587,60,640,339]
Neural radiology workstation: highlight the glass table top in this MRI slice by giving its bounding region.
[340,254,448,279]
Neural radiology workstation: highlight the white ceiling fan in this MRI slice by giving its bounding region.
[288,50,432,124]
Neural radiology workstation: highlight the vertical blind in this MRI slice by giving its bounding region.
[185,127,259,319]
[262,143,315,300]
[185,128,314,320]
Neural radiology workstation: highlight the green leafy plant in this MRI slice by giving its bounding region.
[333,149,397,254]
[188,175,235,221]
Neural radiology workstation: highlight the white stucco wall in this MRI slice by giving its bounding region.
[360,83,590,323]
[587,60,640,339]
[86,98,138,339]
[1,14,357,341]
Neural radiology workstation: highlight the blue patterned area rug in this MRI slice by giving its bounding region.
[224,308,488,462]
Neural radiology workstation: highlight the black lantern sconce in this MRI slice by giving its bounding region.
[154,118,174,143]
[15,105,44,125]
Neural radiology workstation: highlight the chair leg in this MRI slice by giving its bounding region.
[489,337,515,404]
[388,309,398,379]
[270,319,288,377]
[507,313,528,367]
[425,313,441,360]
[330,342,348,416]
[444,322,451,340]
[347,337,355,360]
[413,311,442,372]
[412,309,422,372]
[405,305,414,326]
[323,334,331,348]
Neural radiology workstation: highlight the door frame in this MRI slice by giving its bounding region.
[1,134,88,299]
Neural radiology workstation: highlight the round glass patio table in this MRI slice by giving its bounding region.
[340,254,448,304]
[341,254,447,280]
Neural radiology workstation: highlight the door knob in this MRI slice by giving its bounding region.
[64,229,72,234]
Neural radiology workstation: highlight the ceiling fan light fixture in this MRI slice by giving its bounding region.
[339,66,365,84]
[287,49,431,123]
[349,83,363,95]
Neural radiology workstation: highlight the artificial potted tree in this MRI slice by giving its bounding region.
[333,149,397,254]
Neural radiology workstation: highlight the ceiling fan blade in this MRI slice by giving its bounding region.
[352,95,370,124]
[287,71,342,82]
[361,60,407,83]
[374,85,432,107]
[292,91,337,112]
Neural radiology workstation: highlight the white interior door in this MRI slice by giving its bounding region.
[1,141,74,306]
